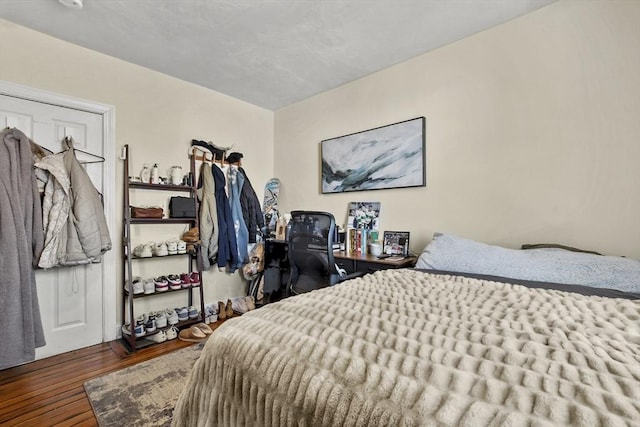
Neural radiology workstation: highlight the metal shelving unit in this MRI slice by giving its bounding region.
[120,144,205,351]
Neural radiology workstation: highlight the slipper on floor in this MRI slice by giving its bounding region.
[194,323,213,335]
[178,326,207,342]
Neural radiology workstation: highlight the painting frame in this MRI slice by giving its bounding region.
[321,117,426,194]
[383,231,410,256]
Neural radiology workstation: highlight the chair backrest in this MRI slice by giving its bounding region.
[287,210,339,294]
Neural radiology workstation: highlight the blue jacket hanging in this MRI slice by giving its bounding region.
[228,166,249,270]
[212,165,238,272]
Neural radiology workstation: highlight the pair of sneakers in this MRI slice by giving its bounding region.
[154,276,169,292]
[133,241,168,257]
[133,243,153,258]
[121,322,145,338]
[124,276,156,295]
[180,272,201,287]
[157,308,180,326]
[142,314,156,333]
[146,326,180,343]
[124,276,144,295]
[133,241,169,257]
[152,242,168,257]
[166,239,187,255]
[133,240,187,257]
[167,274,182,290]
[148,309,177,328]
[125,277,156,295]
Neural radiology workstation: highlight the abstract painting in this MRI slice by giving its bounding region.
[321,117,425,193]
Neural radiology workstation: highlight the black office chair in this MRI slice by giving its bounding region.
[287,210,361,295]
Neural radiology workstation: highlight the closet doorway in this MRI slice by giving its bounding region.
[0,82,116,360]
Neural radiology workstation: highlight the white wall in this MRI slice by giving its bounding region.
[0,19,274,326]
[1,0,639,337]
[274,0,640,259]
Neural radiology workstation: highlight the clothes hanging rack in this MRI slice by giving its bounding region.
[190,146,213,164]
[62,135,105,164]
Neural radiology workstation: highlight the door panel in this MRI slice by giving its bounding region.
[1,94,105,359]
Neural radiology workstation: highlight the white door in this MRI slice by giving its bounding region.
[1,94,106,359]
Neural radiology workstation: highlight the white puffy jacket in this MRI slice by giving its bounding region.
[35,142,111,268]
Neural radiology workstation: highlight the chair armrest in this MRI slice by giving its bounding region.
[337,271,367,282]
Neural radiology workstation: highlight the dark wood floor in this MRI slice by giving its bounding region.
[0,334,199,426]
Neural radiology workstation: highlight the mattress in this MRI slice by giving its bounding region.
[172,269,640,426]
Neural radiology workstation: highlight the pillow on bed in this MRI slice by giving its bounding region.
[416,233,640,293]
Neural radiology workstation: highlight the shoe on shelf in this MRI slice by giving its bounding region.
[180,273,191,288]
[155,311,168,328]
[124,276,144,294]
[177,240,187,254]
[189,272,201,287]
[147,330,167,343]
[154,276,169,292]
[133,243,152,258]
[166,239,178,255]
[153,242,169,257]
[143,279,155,294]
[167,274,182,290]
[166,326,179,340]
[188,306,199,320]
[134,316,146,337]
[166,308,179,325]
[122,323,146,337]
[176,307,189,322]
[145,314,157,333]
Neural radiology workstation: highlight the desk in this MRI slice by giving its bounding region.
[262,239,417,301]
[262,241,417,298]
[334,251,417,275]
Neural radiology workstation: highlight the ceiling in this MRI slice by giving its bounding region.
[0,0,556,110]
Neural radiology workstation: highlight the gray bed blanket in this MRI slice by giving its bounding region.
[172,269,640,426]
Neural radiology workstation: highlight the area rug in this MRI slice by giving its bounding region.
[84,343,204,427]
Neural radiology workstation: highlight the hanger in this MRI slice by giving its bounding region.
[62,136,105,164]
[3,126,54,159]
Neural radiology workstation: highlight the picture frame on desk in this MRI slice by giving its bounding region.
[383,231,410,256]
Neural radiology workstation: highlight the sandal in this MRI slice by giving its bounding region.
[178,326,207,342]
[194,323,213,335]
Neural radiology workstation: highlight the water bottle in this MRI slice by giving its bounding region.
[151,163,159,184]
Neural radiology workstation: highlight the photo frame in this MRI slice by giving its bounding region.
[321,117,426,193]
[347,202,381,230]
[383,231,410,256]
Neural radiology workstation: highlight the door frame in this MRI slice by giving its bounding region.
[0,80,118,342]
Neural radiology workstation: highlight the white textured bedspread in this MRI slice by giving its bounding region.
[172,269,640,427]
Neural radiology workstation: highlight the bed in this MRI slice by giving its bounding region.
[172,234,640,426]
